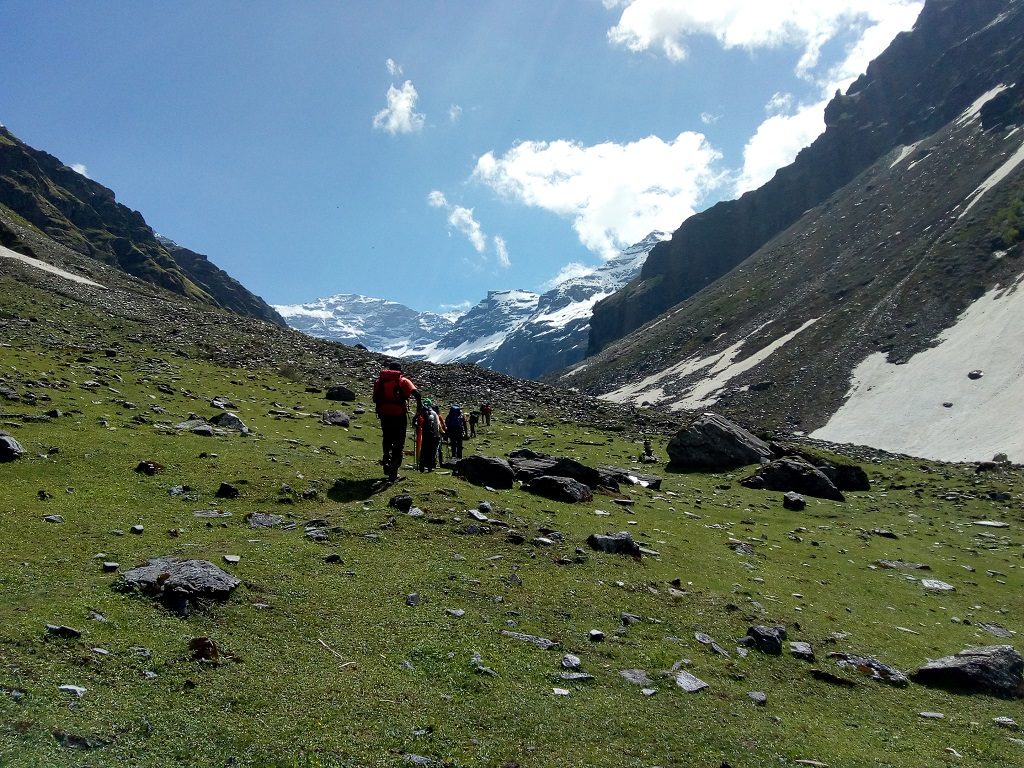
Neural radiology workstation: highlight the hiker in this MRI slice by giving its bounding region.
[372,362,421,482]
[417,399,442,472]
[468,410,478,438]
[481,402,492,426]
[445,404,465,460]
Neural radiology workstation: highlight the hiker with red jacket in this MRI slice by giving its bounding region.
[372,362,421,482]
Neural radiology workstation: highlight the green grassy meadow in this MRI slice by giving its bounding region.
[1,281,1022,768]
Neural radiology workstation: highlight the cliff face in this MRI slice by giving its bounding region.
[589,0,1024,354]
[0,127,284,326]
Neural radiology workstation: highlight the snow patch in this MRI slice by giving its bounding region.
[958,136,1024,220]
[890,142,921,168]
[955,84,1010,126]
[601,318,819,409]
[0,245,105,288]
[812,274,1024,462]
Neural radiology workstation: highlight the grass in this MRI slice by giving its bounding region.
[0,279,1022,768]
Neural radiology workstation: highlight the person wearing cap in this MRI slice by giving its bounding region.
[372,362,421,481]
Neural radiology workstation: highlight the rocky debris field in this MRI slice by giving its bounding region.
[1,265,1023,767]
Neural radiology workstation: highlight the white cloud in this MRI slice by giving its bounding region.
[428,190,511,266]
[385,58,403,77]
[70,163,89,177]
[700,112,721,125]
[448,205,487,253]
[607,1,922,76]
[542,262,596,290]
[606,2,923,194]
[494,236,510,268]
[449,104,463,123]
[372,80,425,135]
[473,132,722,259]
[735,98,827,193]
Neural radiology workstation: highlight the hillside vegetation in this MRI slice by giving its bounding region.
[1,253,1022,768]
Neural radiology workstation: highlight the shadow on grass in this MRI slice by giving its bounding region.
[327,476,392,503]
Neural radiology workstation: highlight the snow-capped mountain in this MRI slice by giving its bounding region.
[274,232,664,377]
[484,231,666,378]
[412,289,541,365]
[272,294,455,356]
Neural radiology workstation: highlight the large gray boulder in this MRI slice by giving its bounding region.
[453,456,516,489]
[911,645,1023,698]
[523,475,593,503]
[586,531,642,557]
[325,385,356,402]
[0,433,26,462]
[508,453,614,491]
[740,456,845,501]
[666,413,772,471]
[115,557,241,616]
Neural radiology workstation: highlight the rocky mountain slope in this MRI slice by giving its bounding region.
[0,126,284,326]
[0,213,668,438]
[558,0,1024,463]
[589,0,1024,355]
[278,232,663,379]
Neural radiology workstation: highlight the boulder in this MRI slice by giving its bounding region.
[523,475,593,503]
[740,457,844,501]
[768,444,870,491]
[666,413,772,471]
[586,531,642,557]
[326,385,356,402]
[783,491,806,511]
[453,456,516,489]
[321,410,351,427]
[0,433,26,462]
[115,557,240,616]
[508,454,613,491]
[598,466,662,490]
[745,625,787,655]
[910,645,1023,698]
[209,412,249,433]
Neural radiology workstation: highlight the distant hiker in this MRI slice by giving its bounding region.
[481,403,492,426]
[417,399,442,472]
[468,410,478,437]
[445,404,465,460]
[372,362,421,482]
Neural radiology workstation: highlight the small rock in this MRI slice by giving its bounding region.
[43,514,64,524]
[406,593,421,607]
[919,712,945,719]
[130,524,144,535]
[223,555,240,564]
[790,641,815,661]
[674,671,709,693]
[620,669,653,686]
[562,654,582,670]
[588,629,605,642]
[921,579,955,592]
[783,491,806,511]
[993,717,1018,730]
[58,685,86,698]
[748,691,768,706]
[46,624,82,639]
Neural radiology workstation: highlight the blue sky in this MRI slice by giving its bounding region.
[2,1,922,316]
